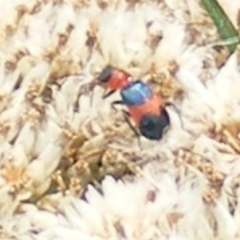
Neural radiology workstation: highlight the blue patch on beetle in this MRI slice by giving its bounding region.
[120,80,153,106]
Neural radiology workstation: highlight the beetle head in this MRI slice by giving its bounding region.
[98,65,114,83]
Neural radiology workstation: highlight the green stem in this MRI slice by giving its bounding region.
[200,0,239,53]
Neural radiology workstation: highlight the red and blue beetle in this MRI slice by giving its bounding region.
[97,65,179,140]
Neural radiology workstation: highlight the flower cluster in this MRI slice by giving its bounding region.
[0,0,240,239]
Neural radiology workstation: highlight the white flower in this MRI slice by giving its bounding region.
[0,0,239,240]
[6,176,209,240]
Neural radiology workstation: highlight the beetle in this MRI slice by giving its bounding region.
[98,65,179,140]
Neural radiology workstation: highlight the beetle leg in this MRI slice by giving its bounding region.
[111,102,142,148]
[111,100,124,111]
[165,102,184,129]
[102,89,116,99]
[122,110,142,148]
